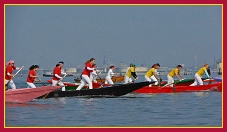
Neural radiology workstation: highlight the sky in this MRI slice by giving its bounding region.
[5,5,222,70]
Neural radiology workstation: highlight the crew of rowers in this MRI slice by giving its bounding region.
[5,58,211,91]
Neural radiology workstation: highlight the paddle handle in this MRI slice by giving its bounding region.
[56,74,67,86]
[98,70,103,74]
[114,76,117,84]
[97,74,104,83]
[37,76,46,86]
[43,74,67,99]
[160,82,175,88]
[6,66,24,85]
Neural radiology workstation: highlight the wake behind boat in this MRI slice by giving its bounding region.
[6,86,62,103]
[37,81,153,99]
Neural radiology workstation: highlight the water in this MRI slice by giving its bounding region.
[5,74,222,127]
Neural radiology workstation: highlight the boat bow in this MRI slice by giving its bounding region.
[6,86,62,103]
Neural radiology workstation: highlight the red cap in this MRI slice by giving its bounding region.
[110,65,115,68]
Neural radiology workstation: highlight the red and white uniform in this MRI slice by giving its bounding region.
[5,65,16,80]
[52,67,62,81]
[105,69,115,85]
[90,70,98,83]
[76,62,94,90]
[5,65,16,89]
[82,62,93,77]
[52,66,66,91]
[27,70,36,83]
[27,70,37,88]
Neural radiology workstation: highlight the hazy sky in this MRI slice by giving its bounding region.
[5,5,222,69]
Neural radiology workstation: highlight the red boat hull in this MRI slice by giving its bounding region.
[134,82,222,93]
[6,86,62,103]
[159,78,217,86]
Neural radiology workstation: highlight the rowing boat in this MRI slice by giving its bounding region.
[213,77,222,82]
[47,77,216,91]
[5,86,62,103]
[160,78,216,86]
[134,82,222,94]
[36,81,153,99]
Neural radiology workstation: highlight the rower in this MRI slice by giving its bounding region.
[5,60,17,89]
[52,61,67,91]
[144,63,160,87]
[190,64,210,86]
[164,65,185,87]
[76,58,96,90]
[105,65,116,85]
[124,63,138,84]
[26,65,40,88]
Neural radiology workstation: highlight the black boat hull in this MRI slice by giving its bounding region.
[37,81,152,99]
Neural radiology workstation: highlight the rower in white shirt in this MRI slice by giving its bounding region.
[90,64,98,83]
[105,65,116,85]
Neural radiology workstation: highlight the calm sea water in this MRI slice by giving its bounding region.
[5,74,223,127]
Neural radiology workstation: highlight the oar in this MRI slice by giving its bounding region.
[203,78,214,84]
[92,69,103,85]
[56,73,68,86]
[5,66,24,90]
[172,84,176,93]
[43,74,67,99]
[37,76,46,86]
[97,74,104,87]
[159,81,176,92]
[158,78,162,87]
[132,77,137,83]
[98,70,103,75]
[160,82,174,88]
[113,72,117,84]
[157,73,162,87]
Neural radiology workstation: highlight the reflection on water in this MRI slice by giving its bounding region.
[193,92,210,97]
[6,102,51,108]
[5,92,222,127]
[77,98,96,106]
[52,98,67,104]
[4,74,222,127]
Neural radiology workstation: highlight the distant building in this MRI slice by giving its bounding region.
[136,66,148,72]
[65,68,77,73]
[217,62,222,75]
[115,65,148,73]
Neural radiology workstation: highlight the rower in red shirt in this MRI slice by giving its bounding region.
[52,61,67,91]
[26,65,39,88]
[5,60,17,89]
[76,58,96,90]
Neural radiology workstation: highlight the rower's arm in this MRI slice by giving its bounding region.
[176,74,181,80]
[55,74,62,79]
[153,73,159,80]
[87,67,94,71]
[91,70,98,76]
[29,74,38,78]
[7,72,12,76]
[179,74,184,79]
[205,70,210,78]
[131,72,137,79]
